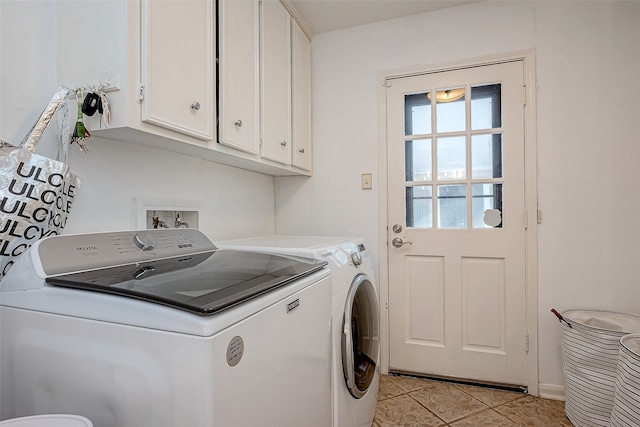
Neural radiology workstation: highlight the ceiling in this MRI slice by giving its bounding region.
[288,0,480,35]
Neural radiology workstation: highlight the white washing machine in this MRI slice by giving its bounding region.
[0,229,333,427]
[218,236,380,427]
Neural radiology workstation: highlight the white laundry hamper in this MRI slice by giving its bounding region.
[552,309,640,427]
[610,334,640,427]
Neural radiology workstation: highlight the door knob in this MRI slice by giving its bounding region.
[392,237,412,248]
[392,224,403,233]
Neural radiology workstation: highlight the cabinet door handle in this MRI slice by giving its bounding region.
[235,120,243,127]
[190,101,200,111]
[299,148,305,154]
[281,141,287,147]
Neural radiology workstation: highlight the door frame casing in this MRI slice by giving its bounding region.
[376,50,539,396]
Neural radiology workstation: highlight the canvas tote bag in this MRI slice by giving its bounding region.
[0,86,81,279]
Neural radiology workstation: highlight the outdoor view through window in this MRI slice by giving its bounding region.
[404,84,503,229]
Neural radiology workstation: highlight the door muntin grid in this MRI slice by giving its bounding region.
[404,84,503,229]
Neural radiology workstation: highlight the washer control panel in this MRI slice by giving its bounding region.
[37,229,217,276]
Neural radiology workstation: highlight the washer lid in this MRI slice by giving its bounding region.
[46,249,326,316]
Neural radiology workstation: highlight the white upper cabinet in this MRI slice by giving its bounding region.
[218,0,313,175]
[291,19,312,171]
[261,0,292,165]
[56,0,311,176]
[140,0,214,140]
[57,0,215,144]
[218,0,260,154]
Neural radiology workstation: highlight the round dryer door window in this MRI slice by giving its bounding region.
[341,274,379,398]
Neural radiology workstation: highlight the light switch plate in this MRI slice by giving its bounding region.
[362,173,372,190]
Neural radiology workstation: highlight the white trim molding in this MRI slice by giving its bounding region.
[280,0,313,40]
[539,383,566,401]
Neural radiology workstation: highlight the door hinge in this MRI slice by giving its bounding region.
[523,210,529,229]
[384,79,392,87]
[523,84,527,107]
[525,333,530,353]
[138,84,145,102]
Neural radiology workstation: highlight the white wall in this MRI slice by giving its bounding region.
[1,1,276,242]
[276,1,640,391]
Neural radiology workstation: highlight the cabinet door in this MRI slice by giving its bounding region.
[218,0,260,154]
[260,0,292,165]
[141,0,214,140]
[291,20,312,171]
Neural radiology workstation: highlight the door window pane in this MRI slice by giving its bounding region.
[405,139,432,181]
[437,136,466,180]
[437,184,466,228]
[471,84,501,130]
[406,186,433,228]
[403,80,506,230]
[472,134,502,179]
[405,93,431,135]
[436,87,465,133]
[472,183,503,228]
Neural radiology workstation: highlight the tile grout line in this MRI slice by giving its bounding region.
[377,382,450,426]
[405,390,451,426]
[407,385,490,426]
[451,381,531,425]
[376,375,573,427]
[377,376,534,427]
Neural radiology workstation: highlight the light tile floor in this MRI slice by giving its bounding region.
[374,374,574,427]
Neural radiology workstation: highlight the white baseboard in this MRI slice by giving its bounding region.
[538,383,565,401]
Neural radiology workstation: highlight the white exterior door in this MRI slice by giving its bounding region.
[387,60,528,386]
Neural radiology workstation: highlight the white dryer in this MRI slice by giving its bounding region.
[0,229,333,427]
[218,236,380,427]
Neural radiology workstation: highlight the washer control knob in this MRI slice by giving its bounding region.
[133,233,156,251]
[351,252,362,266]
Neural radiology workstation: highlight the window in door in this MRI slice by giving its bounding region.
[404,84,503,229]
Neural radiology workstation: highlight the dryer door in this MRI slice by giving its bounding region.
[342,274,379,398]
